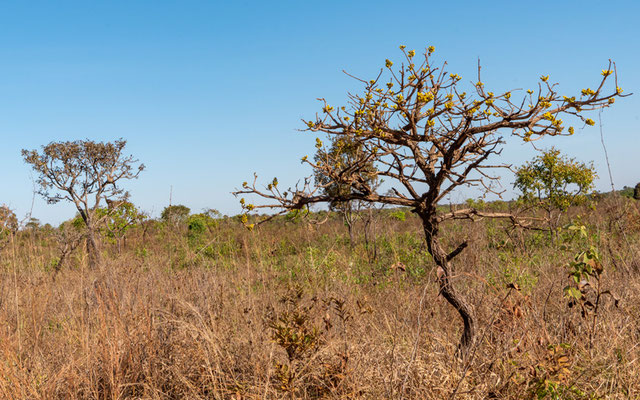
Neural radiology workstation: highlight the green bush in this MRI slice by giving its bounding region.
[389,210,406,221]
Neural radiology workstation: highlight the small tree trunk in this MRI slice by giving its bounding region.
[54,237,81,277]
[364,207,377,261]
[86,227,102,269]
[346,218,354,248]
[363,211,370,247]
[342,204,355,248]
[78,208,102,269]
[423,218,475,357]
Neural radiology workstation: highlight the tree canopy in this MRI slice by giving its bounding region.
[514,147,597,212]
[237,47,624,221]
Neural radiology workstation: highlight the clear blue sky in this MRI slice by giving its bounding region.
[1,0,638,224]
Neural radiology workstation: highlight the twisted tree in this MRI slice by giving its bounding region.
[234,46,626,355]
[22,139,144,269]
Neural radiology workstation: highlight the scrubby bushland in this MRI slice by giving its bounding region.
[0,197,639,399]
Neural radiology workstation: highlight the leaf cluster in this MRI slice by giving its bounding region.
[96,201,145,239]
[161,205,191,224]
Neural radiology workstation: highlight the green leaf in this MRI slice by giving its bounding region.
[563,286,582,300]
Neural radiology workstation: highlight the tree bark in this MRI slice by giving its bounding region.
[85,227,102,269]
[423,217,475,357]
[77,207,102,269]
[342,203,355,248]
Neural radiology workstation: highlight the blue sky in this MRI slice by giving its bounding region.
[1,0,638,224]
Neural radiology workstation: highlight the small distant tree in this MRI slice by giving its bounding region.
[22,139,144,268]
[186,212,220,246]
[0,205,18,249]
[161,204,191,226]
[514,148,597,237]
[203,208,222,220]
[314,135,378,245]
[235,46,626,355]
[634,183,640,200]
[25,217,41,231]
[96,201,146,254]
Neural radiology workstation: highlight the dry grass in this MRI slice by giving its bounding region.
[1,198,639,399]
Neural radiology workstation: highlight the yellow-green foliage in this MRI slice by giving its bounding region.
[514,148,597,212]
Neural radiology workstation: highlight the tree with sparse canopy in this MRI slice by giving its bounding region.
[22,139,144,268]
[234,46,626,356]
[314,135,378,245]
[161,204,191,226]
[96,201,146,254]
[514,148,597,238]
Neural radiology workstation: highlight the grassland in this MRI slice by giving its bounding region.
[1,196,639,399]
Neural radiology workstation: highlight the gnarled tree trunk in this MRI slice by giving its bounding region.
[423,217,475,357]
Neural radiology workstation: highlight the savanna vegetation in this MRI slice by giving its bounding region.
[1,195,640,399]
[1,47,638,399]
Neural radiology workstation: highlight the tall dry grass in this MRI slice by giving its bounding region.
[0,198,639,399]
